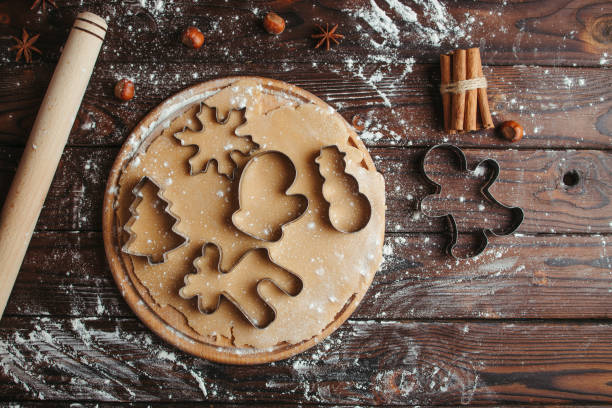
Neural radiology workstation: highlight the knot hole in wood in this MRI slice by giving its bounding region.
[562,170,581,188]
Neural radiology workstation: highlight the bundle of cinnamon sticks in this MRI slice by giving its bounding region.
[440,48,493,133]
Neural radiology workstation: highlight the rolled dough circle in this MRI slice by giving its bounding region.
[103,77,385,364]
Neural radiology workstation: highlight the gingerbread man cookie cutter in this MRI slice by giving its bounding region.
[122,176,189,265]
[419,143,524,259]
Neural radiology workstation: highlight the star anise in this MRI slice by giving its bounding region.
[312,23,344,51]
[10,28,41,63]
[30,0,57,11]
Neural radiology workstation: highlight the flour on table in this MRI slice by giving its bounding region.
[350,0,467,49]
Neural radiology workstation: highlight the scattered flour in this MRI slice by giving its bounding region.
[95,296,105,315]
[336,0,473,108]
[137,0,165,15]
[0,318,219,400]
[190,369,208,397]
[350,0,466,49]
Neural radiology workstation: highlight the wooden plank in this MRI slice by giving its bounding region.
[0,404,315,408]
[1,147,609,234]
[0,1,608,405]
[0,405,603,408]
[0,64,610,149]
[0,405,605,408]
[0,0,609,66]
[360,233,612,320]
[0,317,611,404]
[4,232,611,320]
[377,148,612,235]
[0,147,115,233]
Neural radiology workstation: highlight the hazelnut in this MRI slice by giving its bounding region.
[182,26,205,49]
[499,120,523,142]
[352,115,365,132]
[114,79,134,102]
[0,12,10,25]
[263,12,285,35]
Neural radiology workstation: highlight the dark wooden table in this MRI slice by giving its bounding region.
[0,0,611,405]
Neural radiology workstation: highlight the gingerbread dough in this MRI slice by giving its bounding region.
[110,78,385,351]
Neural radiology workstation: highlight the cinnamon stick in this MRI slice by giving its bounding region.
[440,54,452,132]
[465,48,479,131]
[451,49,466,131]
[472,48,494,129]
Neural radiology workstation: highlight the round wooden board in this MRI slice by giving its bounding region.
[102,76,381,364]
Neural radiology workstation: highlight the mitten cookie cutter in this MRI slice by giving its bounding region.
[419,143,524,259]
[179,243,303,329]
[122,176,188,265]
[231,150,308,242]
[315,145,372,233]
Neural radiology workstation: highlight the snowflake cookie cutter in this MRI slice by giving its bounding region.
[173,104,257,180]
[178,243,303,329]
[315,145,372,233]
[122,176,189,265]
[231,150,308,242]
[419,143,524,259]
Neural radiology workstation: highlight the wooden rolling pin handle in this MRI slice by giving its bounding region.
[0,12,107,318]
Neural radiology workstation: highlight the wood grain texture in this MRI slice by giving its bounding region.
[1,405,603,408]
[0,317,611,404]
[0,405,607,408]
[0,64,610,148]
[0,0,610,404]
[0,0,610,66]
[3,232,610,320]
[378,148,612,235]
[0,147,609,234]
[0,404,319,408]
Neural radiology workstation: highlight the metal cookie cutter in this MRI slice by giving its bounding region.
[122,176,188,265]
[231,150,308,242]
[315,145,372,234]
[419,144,524,259]
[173,104,257,180]
[179,243,303,329]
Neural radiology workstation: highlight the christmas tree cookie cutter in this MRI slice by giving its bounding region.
[179,243,303,329]
[419,143,524,259]
[122,176,188,265]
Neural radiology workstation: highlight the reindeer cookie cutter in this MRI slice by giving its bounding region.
[179,243,303,329]
[419,143,524,259]
[122,176,189,265]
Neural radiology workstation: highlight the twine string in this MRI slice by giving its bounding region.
[440,76,487,94]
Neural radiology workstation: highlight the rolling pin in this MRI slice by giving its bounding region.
[0,12,107,318]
